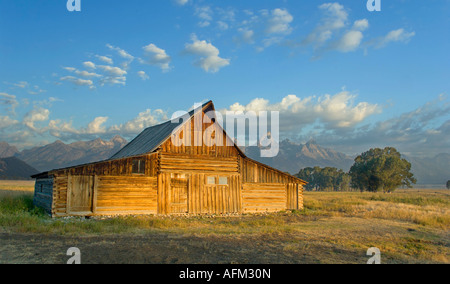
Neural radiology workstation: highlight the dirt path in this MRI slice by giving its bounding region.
[0,231,364,264]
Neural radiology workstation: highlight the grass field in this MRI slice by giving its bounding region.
[0,180,448,264]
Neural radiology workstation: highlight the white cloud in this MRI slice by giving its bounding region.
[83,61,96,69]
[141,44,171,72]
[95,65,127,86]
[266,8,294,35]
[0,115,19,130]
[303,2,348,48]
[106,44,134,61]
[184,34,230,73]
[75,70,102,78]
[353,19,369,31]
[315,95,450,156]
[0,92,19,114]
[60,76,94,87]
[23,107,50,131]
[137,71,149,81]
[86,116,108,134]
[235,28,255,44]
[217,21,229,30]
[106,44,134,69]
[375,28,416,48]
[96,55,114,65]
[174,0,189,6]
[97,65,127,77]
[334,30,364,52]
[195,6,213,27]
[222,91,381,132]
[13,81,29,89]
[111,109,168,134]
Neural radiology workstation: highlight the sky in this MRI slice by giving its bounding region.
[0,0,449,157]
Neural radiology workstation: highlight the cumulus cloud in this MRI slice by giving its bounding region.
[0,92,19,114]
[295,3,414,57]
[219,93,450,157]
[95,55,114,65]
[334,30,364,52]
[106,44,134,69]
[96,65,127,86]
[374,28,416,49]
[12,81,29,89]
[0,115,19,130]
[83,61,96,69]
[222,91,381,133]
[45,108,168,142]
[235,28,255,44]
[316,95,450,156]
[137,71,149,81]
[60,76,95,88]
[303,2,348,48]
[195,6,213,27]
[141,44,171,72]
[353,19,369,31]
[174,0,189,6]
[183,34,230,73]
[23,107,50,131]
[110,109,168,135]
[266,8,294,35]
[86,117,109,134]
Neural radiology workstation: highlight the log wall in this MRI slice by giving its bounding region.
[241,158,301,184]
[158,172,241,215]
[242,183,287,213]
[33,178,53,214]
[95,176,157,215]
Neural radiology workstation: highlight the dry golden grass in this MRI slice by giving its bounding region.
[0,180,35,192]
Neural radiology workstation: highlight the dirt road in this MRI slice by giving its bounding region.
[0,231,363,264]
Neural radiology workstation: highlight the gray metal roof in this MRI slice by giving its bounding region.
[109,101,212,160]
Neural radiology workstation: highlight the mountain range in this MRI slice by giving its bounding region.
[0,135,127,173]
[0,136,448,185]
[0,157,39,180]
[244,139,354,173]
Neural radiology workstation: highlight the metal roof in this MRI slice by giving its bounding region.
[109,101,212,160]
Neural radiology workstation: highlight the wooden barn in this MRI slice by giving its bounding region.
[32,101,306,217]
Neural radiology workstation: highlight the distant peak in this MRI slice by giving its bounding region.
[306,139,318,145]
[110,135,127,144]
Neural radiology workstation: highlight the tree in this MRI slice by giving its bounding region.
[349,147,417,192]
[447,180,450,189]
[297,166,351,191]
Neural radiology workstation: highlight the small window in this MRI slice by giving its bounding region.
[207,176,216,185]
[132,159,146,174]
[218,177,228,185]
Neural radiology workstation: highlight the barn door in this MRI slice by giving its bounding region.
[68,175,95,215]
[170,174,188,214]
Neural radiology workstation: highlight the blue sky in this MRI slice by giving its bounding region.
[0,0,449,157]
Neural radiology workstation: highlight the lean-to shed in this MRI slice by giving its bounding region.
[32,101,307,217]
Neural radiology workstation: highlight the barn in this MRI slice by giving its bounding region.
[32,101,306,217]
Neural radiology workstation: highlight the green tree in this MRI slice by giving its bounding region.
[447,180,450,189]
[297,166,351,192]
[349,147,417,192]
